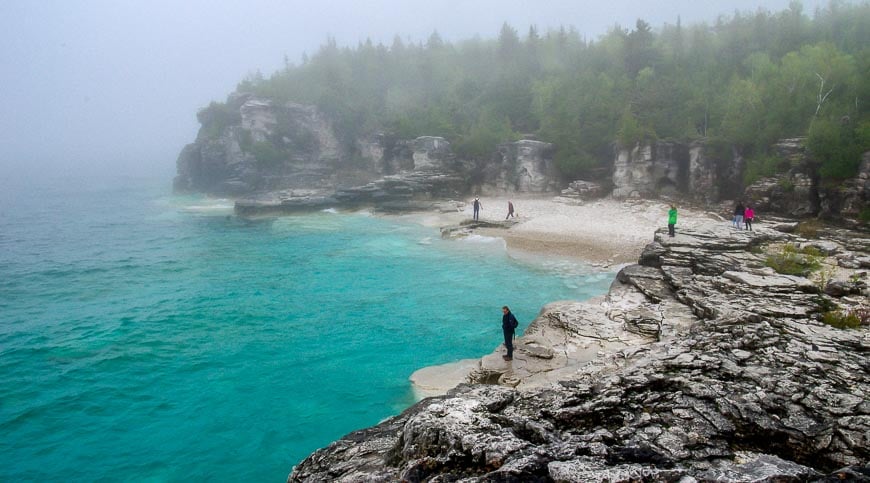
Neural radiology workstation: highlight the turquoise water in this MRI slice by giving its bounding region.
[0,176,613,481]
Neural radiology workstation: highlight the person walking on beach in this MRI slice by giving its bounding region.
[472,196,482,221]
[744,205,754,231]
[667,205,678,237]
[733,202,745,230]
[501,306,519,361]
[505,200,515,220]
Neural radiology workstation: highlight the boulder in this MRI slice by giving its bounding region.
[561,179,606,200]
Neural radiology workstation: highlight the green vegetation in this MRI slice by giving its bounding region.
[777,178,796,192]
[197,102,241,140]
[250,141,286,167]
[860,207,870,222]
[795,219,822,237]
[765,244,822,276]
[808,118,870,179]
[743,155,788,185]
[821,309,864,329]
[214,3,869,180]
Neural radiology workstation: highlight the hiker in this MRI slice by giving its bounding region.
[501,306,519,361]
[472,197,482,221]
[733,202,745,230]
[744,205,754,231]
[668,205,678,237]
[505,200,515,220]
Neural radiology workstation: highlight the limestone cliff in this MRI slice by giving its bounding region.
[174,95,561,206]
[611,140,743,203]
[175,96,868,220]
[482,140,559,193]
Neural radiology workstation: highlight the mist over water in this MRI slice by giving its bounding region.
[0,178,612,480]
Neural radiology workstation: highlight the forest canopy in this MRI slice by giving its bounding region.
[215,1,870,181]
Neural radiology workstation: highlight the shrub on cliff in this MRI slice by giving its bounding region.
[250,141,286,167]
[765,244,821,276]
[821,309,866,329]
[197,102,241,140]
[743,155,789,185]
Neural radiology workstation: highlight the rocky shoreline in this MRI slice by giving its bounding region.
[289,221,869,482]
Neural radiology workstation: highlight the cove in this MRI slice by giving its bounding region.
[0,179,613,481]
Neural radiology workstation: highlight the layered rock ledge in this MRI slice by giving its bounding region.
[289,223,869,482]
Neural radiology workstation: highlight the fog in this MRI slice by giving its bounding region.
[0,0,829,181]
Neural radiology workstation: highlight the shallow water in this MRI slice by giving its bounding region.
[0,176,613,481]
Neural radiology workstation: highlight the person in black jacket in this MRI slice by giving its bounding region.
[501,306,519,361]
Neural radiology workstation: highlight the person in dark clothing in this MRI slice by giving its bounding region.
[501,306,519,361]
[472,197,482,221]
[505,200,515,220]
[733,202,745,230]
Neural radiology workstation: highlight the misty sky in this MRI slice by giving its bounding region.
[0,0,830,180]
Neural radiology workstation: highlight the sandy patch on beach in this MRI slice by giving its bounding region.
[403,196,718,264]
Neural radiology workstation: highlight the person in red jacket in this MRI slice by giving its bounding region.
[744,205,754,231]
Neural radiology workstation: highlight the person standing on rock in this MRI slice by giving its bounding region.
[668,205,678,237]
[472,197,482,221]
[501,306,519,361]
[505,200,515,220]
[733,202,745,230]
[744,205,754,231]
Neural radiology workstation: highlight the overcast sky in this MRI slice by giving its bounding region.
[0,0,830,181]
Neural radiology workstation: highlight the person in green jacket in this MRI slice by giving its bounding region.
[668,205,678,237]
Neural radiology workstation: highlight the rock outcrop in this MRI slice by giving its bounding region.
[819,154,870,220]
[560,180,606,200]
[743,139,818,217]
[175,96,561,205]
[609,137,868,221]
[482,140,559,193]
[743,139,870,222]
[289,223,869,482]
[174,94,348,195]
[612,142,689,199]
[611,141,744,203]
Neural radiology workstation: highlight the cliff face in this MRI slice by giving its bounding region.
[610,138,869,222]
[174,95,349,195]
[176,96,868,220]
[482,140,559,193]
[611,140,743,203]
[174,96,561,204]
[289,223,869,482]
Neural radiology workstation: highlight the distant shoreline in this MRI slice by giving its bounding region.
[386,195,718,265]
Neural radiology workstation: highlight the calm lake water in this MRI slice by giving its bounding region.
[0,176,613,481]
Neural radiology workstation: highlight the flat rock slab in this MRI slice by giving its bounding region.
[723,270,815,291]
[409,359,481,400]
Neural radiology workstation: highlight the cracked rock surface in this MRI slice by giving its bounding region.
[289,223,869,482]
